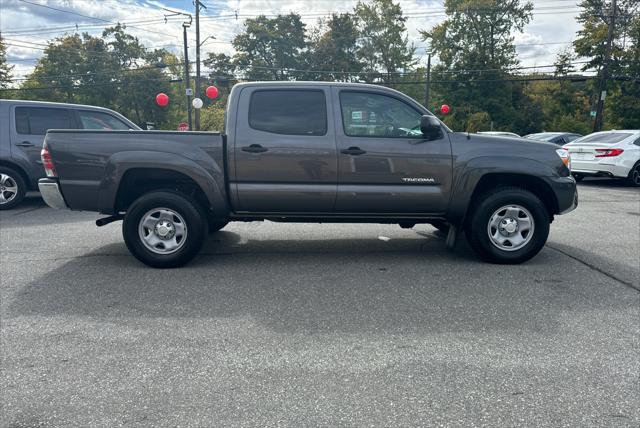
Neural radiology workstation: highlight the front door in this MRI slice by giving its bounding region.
[233,87,337,213]
[333,89,452,215]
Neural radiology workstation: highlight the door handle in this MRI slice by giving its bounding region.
[16,141,34,147]
[341,147,366,155]
[241,144,268,153]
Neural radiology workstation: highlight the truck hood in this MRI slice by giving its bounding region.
[454,132,558,150]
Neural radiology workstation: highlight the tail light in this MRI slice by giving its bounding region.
[41,142,57,177]
[555,148,571,171]
[595,148,624,157]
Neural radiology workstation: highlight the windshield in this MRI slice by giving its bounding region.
[569,132,632,145]
[526,133,559,141]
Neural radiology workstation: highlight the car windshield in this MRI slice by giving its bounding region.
[569,132,632,145]
[526,133,559,141]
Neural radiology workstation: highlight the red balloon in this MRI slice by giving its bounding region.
[156,93,169,107]
[205,85,219,99]
[440,104,451,115]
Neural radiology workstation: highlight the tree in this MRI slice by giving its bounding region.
[304,13,363,81]
[355,0,416,82]
[0,34,14,89]
[574,0,640,129]
[233,14,307,80]
[102,25,172,126]
[204,52,236,92]
[420,0,533,131]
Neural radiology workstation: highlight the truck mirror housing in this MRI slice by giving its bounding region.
[420,115,443,140]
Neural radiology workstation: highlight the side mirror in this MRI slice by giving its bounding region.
[420,115,443,140]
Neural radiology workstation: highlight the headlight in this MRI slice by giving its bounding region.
[556,148,571,171]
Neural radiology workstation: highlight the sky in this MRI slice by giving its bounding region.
[0,0,584,81]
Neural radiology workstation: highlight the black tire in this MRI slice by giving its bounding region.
[627,162,640,187]
[208,220,229,234]
[429,220,450,234]
[0,167,27,210]
[572,173,584,182]
[122,191,207,268]
[465,187,550,264]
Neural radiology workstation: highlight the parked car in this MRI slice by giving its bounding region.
[524,132,582,145]
[0,100,139,209]
[563,130,640,186]
[477,131,521,138]
[38,82,577,268]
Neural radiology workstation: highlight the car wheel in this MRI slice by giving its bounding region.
[572,173,584,182]
[0,167,27,210]
[122,191,207,268]
[429,220,450,234]
[627,162,640,187]
[466,187,550,264]
[208,220,229,234]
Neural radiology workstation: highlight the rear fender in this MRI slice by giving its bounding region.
[98,151,227,216]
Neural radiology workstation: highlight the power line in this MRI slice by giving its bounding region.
[15,0,178,38]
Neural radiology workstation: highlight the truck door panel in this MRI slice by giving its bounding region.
[333,89,452,214]
[232,87,338,212]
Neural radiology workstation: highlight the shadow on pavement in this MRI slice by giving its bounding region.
[7,228,636,336]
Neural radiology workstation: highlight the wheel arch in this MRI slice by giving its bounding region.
[99,152,229,219]
[0,160,32,190]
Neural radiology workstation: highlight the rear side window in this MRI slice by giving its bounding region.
[15,107,72,135]
[78,110,130,130]
[249,90,327,136]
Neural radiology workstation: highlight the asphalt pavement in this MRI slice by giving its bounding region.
[1,179,638,427]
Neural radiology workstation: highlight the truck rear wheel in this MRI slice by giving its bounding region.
[465,187,549,264]
[122,191,207,268]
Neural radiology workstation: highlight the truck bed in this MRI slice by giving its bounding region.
[45,130,227,214]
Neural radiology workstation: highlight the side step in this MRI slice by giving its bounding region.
[96,214,124,227]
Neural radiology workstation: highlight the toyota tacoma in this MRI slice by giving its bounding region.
[38,82,577,268]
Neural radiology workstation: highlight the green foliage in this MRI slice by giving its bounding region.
[233,13,307,80]
[574,0,640,130]
[304,13,363,81]
[199,105,226,132]
[355,0,416,82]
[0,34,14,90]
[2,1,636,134]
[421,0,534,132]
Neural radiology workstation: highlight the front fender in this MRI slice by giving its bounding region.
[97,151,228,215]
[447,156,559,225]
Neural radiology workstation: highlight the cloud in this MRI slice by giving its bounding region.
[1,0,583,79]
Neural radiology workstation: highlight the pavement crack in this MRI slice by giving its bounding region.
[546,244,639,292]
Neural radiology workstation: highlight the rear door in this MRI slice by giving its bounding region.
[11,106,75,182]
[232,86,337,213]
[333,88,452,214]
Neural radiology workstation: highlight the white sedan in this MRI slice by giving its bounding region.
[563,130,640,187]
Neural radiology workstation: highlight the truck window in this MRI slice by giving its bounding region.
[78,110,131,130]
[249,90,327,136]
[340,92,423,138]
[15,107,72,135]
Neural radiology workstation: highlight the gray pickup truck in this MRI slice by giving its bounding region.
[38,82,577,268]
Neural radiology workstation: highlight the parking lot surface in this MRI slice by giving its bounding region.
[1,180,639,427]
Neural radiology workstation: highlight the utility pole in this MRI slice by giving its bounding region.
[424,53,431,109]
[183,22,192,130]
[593,0,617,132]
[194,0,206,131]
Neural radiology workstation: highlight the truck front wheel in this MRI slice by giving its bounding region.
[466,187,549,264]
[122,191,207,268]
